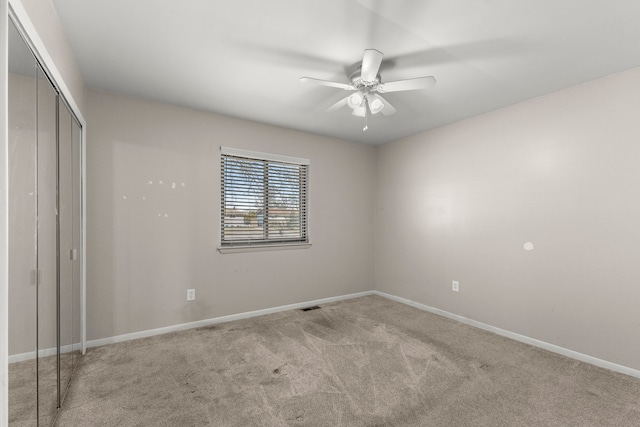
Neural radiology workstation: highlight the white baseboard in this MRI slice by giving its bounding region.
[9,343,81,364]
[373,291,640,379]
[84,289,639,380]
[87,291,375,349]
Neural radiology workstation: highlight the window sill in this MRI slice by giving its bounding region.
[218,243,312,254]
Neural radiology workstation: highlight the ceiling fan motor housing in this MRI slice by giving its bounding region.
[349,68,381,91]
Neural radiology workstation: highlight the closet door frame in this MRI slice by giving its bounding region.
[7,1,87,358]
[2,3,87,424]
[1,1,10,425]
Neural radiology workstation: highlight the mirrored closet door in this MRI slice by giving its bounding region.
[58,95,83,405]
[7,14,84,426]
[7,13,38,425]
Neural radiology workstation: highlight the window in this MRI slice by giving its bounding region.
[220,147,309,251]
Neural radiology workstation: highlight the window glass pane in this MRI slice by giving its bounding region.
[223,157,265,241]
[221,151,308,247]
[267,162,301,239]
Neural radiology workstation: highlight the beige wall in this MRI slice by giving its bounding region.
[375,66,640,371]
[85,89,376,341]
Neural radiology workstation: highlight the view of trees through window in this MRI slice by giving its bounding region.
[221,153,308,246]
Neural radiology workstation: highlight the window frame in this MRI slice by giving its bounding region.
[219,146,311,253]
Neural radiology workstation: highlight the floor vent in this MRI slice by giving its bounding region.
[300,305,321,312]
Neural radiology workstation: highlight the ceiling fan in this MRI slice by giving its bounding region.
[300,49,436,130]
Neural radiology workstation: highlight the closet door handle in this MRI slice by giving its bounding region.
[30,269,43,286]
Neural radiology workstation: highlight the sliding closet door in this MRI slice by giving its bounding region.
[8,13,85,424]
[71,116,83,370]
[58,98,83,402]
[36,64,59,426]
[58,97,75,400]
[7,17,38,425]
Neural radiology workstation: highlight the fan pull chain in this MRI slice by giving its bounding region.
[363,103,369,131]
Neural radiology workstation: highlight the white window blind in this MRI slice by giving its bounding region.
[220,147,309,248]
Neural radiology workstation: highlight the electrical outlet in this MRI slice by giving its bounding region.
[452,281,459,292]
[187,289,196,301]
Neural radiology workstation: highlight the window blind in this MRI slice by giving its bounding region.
[220,147,309,247]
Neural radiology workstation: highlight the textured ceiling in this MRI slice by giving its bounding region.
[53,0,640,145]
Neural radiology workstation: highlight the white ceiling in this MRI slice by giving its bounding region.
[52,0,640,145]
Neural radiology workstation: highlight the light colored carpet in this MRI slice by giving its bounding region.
[55,295,640,426]
[9,354,59,427]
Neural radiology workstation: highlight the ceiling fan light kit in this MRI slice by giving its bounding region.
[368,97,384,114]
[347,92,364,109]
[300,49,436,131]
[352,106,366,117]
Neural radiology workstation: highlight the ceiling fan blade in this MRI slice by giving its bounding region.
[326,95,349,112]
[361,49,383,82]
[299,77,354,90]
[368,94,396,116]
[378,76,436,93]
